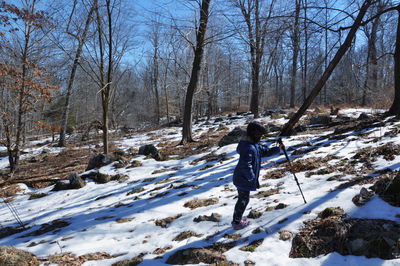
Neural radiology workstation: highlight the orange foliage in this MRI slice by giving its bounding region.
[34,121,61,134]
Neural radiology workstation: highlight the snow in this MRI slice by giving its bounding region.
[1,109,400,265]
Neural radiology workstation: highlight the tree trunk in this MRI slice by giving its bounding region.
[362,7,380,106]
[250,60,260,117]
[180,0,210,144]
[290,0,300,108]
[153,35,160,124]
[59,4,94,147]
[388,8,400,115]
[12,0,35,173]
[162,59,170,126]
[94,0,108,154]
[302,0,308,103]
[280,0,372,136]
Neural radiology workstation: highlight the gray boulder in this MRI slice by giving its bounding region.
[218,127,246,147]
[138,144,162,160]
[94,173,112,184]
[265,124,281,132]
[69,173,86,189]
[52,181,70,191]
[310,115,331,125]
[86,154,113,171]
[358,113,370,120]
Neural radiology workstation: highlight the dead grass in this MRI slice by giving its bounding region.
[41,252,123,266]
[158,127,229,160]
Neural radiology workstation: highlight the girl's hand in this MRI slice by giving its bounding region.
[279,142,285,150]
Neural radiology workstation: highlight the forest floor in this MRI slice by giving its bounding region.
[1,107,400,265]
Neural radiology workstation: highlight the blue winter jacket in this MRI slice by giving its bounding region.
[233,140,280,191]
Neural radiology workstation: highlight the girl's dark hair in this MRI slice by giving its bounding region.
[247,121,267,141]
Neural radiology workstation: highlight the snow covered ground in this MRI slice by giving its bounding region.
[1,108,400,265]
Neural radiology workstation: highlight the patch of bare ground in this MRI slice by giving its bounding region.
[173,231,203,241]
[22,219,70,237]
[157,127,230,160]
[184,198,219,209]
[264,155,339,180]
[40,252,124,266]
[239,239,264,252]
[112,253,146,266]
[290,207,400,260]
[0,137,129,194]
[166,241,237,265]
[155,214,182,228]
[290,155,338,172]
[4,147,93,189]
[353,143,400,162]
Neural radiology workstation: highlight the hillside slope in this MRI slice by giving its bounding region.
[1,108,400,265]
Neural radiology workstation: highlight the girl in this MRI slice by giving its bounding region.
[232,121,282,230]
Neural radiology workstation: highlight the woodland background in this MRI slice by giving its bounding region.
[0,0,399,173]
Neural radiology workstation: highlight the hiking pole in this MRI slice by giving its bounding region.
[278,138,307,204]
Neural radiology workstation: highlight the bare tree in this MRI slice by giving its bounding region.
[181,0,211,144]
[388,6,400,115]
[58,0,95,147]
[280,0,373,136]
[289,0,301,108]
[231,0,276,118]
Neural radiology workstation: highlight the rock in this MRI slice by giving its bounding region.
[52,181,70,191]
[294,125,307,133]
[264,124,281,132]
[330,106,339,115]
[247,210,262,219]
[349,238,365,252]
[318,207,345,219]
[69,173,86,189]
[80,170,98,180]
[252,227,265,234]
[138,144,162,161]
[111,174,129,182]
[94,173,112,184]
[138,144,157,156]
[336,115,351,121]
[358,113,370,120]
[214,117,224,123]
[193,213,221,223]
[275,203,288,210]
[0,246,38,266]
[352,187,375,206]
[86,154,113,171]
[128,160,143,168]
[310,115,331,125]
[371,177,391,195]
[385,173,400,195]
[113,149,126,157]
[218,127,246,147]
[114,158,129,168]
[279,230,293,241]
